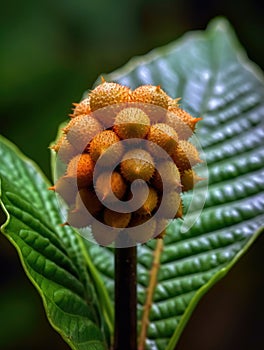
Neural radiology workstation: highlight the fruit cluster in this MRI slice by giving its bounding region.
[50,79,203,246]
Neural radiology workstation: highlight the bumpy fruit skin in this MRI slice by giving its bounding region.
[154,218,170,239]
[66,154,94,188]
[95,171,127,204]
[171,140,202,172]
[70,97,91,118]
[128,215,157,243]
[157,190,182,219]
[49,176,77,206]
[63,115,102,152]
[114,107,150,139]
[51,80,203,244]
[76,188,103,216]
[166,107,202,140]
[89,130,123,167]
[147,123,178,156]
[103,209,131,228]
[51,134,78,164]
[89,81,132,111]
[175,197,184,219]
[135,185,158,216]
[152,160,181,192]
[121,149,155,182]
[181,169,203,192]
[132,85,169,109]
[66,207,92,228]
[91,219,119,246]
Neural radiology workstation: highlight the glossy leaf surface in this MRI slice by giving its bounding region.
[88,18,264,349]
[0,17,263,350]
[0,137,111,350]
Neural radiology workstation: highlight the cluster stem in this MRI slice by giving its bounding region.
[114,246,137,350]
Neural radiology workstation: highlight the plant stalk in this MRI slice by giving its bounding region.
[114,246,137,350]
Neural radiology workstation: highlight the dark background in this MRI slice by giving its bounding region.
[0,0,263,349]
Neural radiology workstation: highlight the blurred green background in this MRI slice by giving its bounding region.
[0,0,263,349]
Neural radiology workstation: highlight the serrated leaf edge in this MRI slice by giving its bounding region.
[0,135,109,350]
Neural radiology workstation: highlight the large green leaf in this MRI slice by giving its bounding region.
[87,17,264,349]
[1,16,264,350]
[0,136,112,350]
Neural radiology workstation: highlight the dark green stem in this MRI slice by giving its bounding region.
[114,246,137,350]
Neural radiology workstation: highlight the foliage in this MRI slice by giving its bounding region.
[0,18,263,350]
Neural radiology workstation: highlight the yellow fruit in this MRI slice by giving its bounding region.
[89,81,132,111]
[70,97,91,118]
[147,123,178,157]
[152,160,181,192]
[66,207,92,228]
[128,215,157,243]
[120,149,155,182]
[103,208,131,228]
[76,188,103,217]
[89,130,123,167]
[174,197,184,219]
[63,115,102,152]
[66,154,94,188]
[53,82,203,241]
[93,103,126,128]
[132,85,169,109]
[135,185,158,216]
[171,140,202,171]
[113,107,150,139]
[166,107,202,140]
[49,176,77,206]
[50,134,78,164]
[181,169,204,192]
[91,219,119,246]
[157,190,182,219]
[95,171,127,204]
[168,96,181,108]
[154,218,170,239]
[50,134,64,152]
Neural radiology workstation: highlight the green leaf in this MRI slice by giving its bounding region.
[0,136,111,350]
[88,17,264,349]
